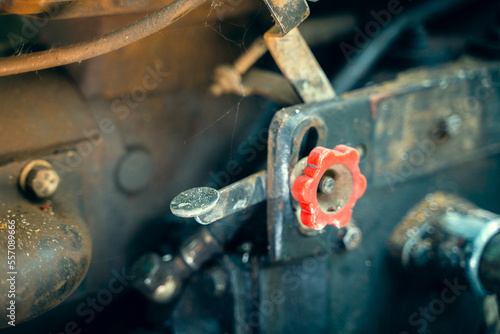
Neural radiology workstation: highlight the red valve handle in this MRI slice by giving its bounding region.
[292,145,367,230]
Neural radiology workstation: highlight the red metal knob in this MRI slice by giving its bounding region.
[292,145,367,230]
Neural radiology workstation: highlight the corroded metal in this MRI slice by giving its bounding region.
[267,57,500,262]
[19,160,60,199]
[210,15,355,104]
[480,233,500,296]
[387,192,500,297]
[262,0,310,36]
[0,71,95,165]
[0,0,175,17]
[0,155,92,328]
[264,26,336,103]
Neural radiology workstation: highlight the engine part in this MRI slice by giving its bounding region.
[0,0,209,77]
[267,56,500,262]
[1,0,500,333]
[262,0,310,36]
[291,145,367,230]
[132,227,222,303]
[0,156,92,328]
[210,14,356,104]
[19,160,60,199]
[171,170,267,225]
[264,26,336,103]
[387,192,500,297]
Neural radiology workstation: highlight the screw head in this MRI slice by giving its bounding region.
[19,160,60,199]
[318,176,335,194]
[342,226,362,251]
[334,223,363,251]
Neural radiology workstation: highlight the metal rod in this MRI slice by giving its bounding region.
[0,0,208,77]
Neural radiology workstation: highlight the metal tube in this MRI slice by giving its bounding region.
[0,0,208,77]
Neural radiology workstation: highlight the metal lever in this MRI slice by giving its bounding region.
[262,0,310,36]
[170,170,267,225]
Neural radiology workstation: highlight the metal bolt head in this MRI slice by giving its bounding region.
[335,223,363,251]
[343,226,362,251]
[19,160,60,199]
[132,253,182,303]
[319,176,335,194]
[29,168,60,198]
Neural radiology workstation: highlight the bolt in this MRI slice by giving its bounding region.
[343,226,362,250]
[132,253,187,304]
[319,176,335,194]
[356,144,366,159]
[335,222,363,251]
[19,160,60,199]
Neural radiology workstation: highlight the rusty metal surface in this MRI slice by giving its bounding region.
[0,154,92,327]
[267,57,500,262]
[348,58,500,186]
[37,5,261,98]
[0,0,60,14]
[0,71,96,165]
[262,0,310,36]
[386,192,494,266]
[243,69,301,104]
[386,192,500,300]
[211,15,354,104]
[0,0,194,17]
[48,0,176,19]
[0,0,211,77]
[0,38,267,328]
[264,26,336,103]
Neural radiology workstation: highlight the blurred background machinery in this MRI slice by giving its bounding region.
[1,0,500,333]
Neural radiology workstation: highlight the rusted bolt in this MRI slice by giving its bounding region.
[335,221,363,251]
[342,226,362,250]
[318,176,335,194]
[19,160,60,199]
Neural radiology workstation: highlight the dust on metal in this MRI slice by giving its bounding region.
[262,0,310,36]
[19,160,60,199]
[170,187,220,218]
[264,26,336,103]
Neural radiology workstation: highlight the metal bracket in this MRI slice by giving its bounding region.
[264,26,336,103]
[262,0,310,36]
